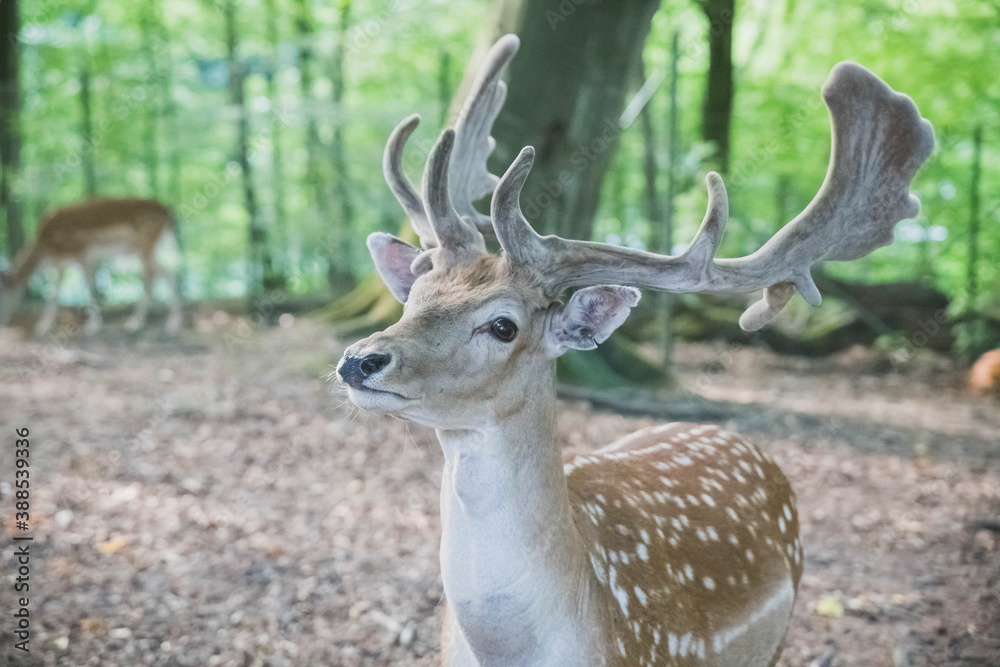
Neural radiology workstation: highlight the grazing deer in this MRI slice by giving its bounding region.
[337,35,933,666]
[969,349,1000,396]
[0,197,183,335]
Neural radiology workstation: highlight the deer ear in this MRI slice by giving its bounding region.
[367,233,421,303]
[545,285,641,356]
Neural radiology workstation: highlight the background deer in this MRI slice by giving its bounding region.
[337,35,933,666]
[0,197,183,335]
[969,349,1000,396]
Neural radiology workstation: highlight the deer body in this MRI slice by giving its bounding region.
[0,197,183,335]
[337,35,932,666]
[969,349,1000,396]
[347,255,800,666]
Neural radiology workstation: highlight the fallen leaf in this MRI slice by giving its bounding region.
[97,536,127,554]
[817,594,844,618]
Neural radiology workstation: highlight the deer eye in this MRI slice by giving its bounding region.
[490,317,518,342]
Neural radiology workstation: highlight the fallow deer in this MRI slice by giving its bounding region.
[337,35,933,666]
[0,197,183,335]
[969,348,1000,396]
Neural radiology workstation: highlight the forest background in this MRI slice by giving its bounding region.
[0,0,997,361]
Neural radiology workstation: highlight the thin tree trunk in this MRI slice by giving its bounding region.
[79,68,98,196]
[139,2,161,197]
[293,0,327,219]
[328,0,354,285]
[638,59,661,249]
[264,0,289,288]
[160,30,181,207]
[967,125,983,303]
[659,32,681,364]
[0,0,23,256]
[224,0,269,314]
[699,0,734,174]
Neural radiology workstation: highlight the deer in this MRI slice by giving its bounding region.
[0,197,184,336]
[336,35,933,666]
[969,349,1000,396]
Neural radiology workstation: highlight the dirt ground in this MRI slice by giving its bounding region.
[1,311,998,666]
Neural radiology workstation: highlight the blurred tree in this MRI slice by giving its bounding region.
[139,1,162,198]
[223,0,272,315]
[327,0,355,288]
[78,67,97,195]
[967,125,983,303]
[698,0,733,173]
[0,0,22,255]
[264,0,290,287]
[293,0,329,222]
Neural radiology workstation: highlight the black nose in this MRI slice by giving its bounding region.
[338,353,392,388]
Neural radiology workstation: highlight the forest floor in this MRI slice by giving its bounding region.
[1,309,998,667]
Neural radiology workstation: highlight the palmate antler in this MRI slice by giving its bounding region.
[491,62,935,330]
[379,34,934,331]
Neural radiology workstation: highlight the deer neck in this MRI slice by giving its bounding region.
[435,372,604,662]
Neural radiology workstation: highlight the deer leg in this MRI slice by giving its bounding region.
[82,262,104,335]
[159,264,183,333]
[125,256,154,332]
[34,266,65,336]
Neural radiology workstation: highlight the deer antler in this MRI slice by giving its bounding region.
[492,62,935,330]
[382,34,519,257]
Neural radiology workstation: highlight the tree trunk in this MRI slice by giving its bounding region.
[699,0,734,173]
[159,21,181,208]
[139,2,161,198]
[967,125,983,304]
[224,0,270,316]
[0,0,23,256]
[658,31,681,365]
[327,0,355,288]
[484,0,662,240]
[264,0,289,289]
[293,0,328,221]
[79,68,98,196]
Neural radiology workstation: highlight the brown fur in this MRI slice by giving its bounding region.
[969,349,1000,396]
[6,198,173,282]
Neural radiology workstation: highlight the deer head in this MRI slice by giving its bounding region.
[338,35,934,430]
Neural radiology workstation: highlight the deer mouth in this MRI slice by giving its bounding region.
[346,384,412,411]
